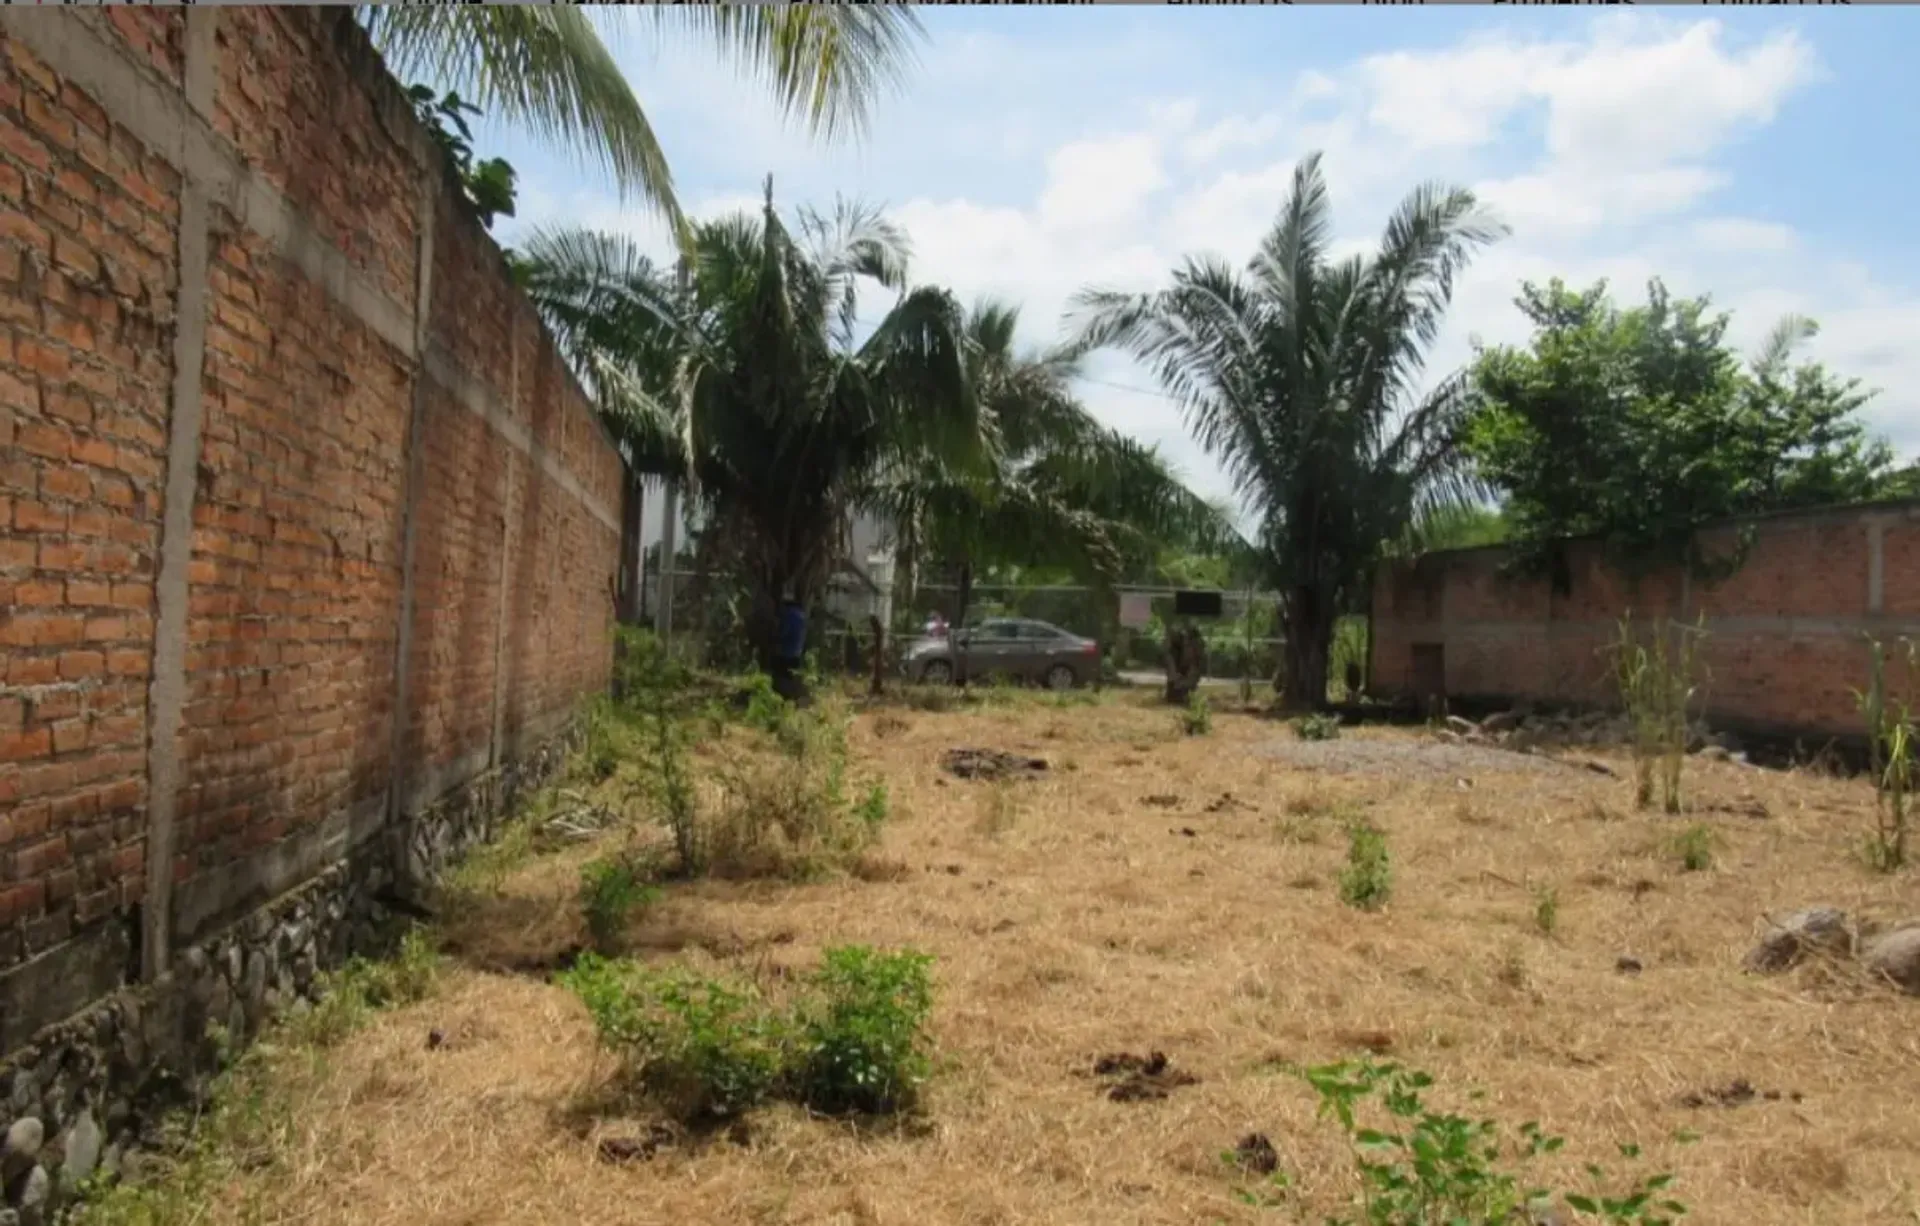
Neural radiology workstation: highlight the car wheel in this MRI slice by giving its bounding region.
[921,660,954,686]
[1044,663,1077,691]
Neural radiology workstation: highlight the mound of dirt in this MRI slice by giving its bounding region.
[942,748,1049,780]
[1091,1051,1199,1102]
[1678,1078,1801,1109]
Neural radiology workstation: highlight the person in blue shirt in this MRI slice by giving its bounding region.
[773,594,808,700]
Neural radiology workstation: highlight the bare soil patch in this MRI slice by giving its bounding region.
[123,691,1920,1225]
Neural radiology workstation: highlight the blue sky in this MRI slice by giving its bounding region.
[483,9,1920,513]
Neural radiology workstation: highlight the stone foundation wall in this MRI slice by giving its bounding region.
[0,718,578,1223]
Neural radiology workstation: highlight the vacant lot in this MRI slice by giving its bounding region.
[110,692,1920,1225]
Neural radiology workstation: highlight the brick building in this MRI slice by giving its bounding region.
[1369,500,1920,740]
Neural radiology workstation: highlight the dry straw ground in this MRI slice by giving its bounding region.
[129,692,1920,1225]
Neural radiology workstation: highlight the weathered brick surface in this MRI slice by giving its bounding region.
[0,8,619,1042]
[0,27,178,972]
[1371,503,1920,737]
[179,217,412,895]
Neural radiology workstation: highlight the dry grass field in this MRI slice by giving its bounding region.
[103,690,1920,1225]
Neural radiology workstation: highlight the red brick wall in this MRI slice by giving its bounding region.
[1370,502,1920,738]
[0,8,620,1027]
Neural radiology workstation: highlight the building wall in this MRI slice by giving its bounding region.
[1370,502,1920,739]
[0,4,619,1088]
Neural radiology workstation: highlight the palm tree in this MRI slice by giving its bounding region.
[362,7,924,236]
[517,181,979,670]
[878,301,1227,681]
[1069,153,1505,711]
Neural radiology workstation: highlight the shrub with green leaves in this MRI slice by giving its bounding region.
[1181,692,1213,736]
[791,945,935,1116]
[578,855,657,952]
[1533,884,1560,936]
[1303,1059,1687,1225]
[559,956,786,1121]
[560,946,937,1123]
[1296,712,1341,741]
[1672,823,1714,872]
[856,781,890,830]
[1612,614,1706,814]
[1855,635,1915,871]
[1338,820,1392,911]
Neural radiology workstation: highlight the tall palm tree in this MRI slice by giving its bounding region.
[517,182,978,669]
[362,6,924,237]
[1069,153,1505,711]
[878,301,1227,679]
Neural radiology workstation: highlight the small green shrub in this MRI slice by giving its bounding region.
[284,927,440,1048]
[1180,691,1213,736]
[740,670,791,736]
[1855,635,1915,871]
[578,855,657,952]
[1612,614,1706,814]
[1672,823,1714,872]
[1338,820,1392,911]
[578,697,622,782]
[791,945,935,1115]
[1295,712,1341,742]
[1303,1059,1687,1225]
[1533,884,1560,936]
[560,946,938,1123]
[560,956,786,1121]
[856,781,890,830]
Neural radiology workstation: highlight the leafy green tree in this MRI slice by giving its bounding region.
[517,184,978,669]
[1878,458,1920,501]
[1467,279,1893,578]
[1070,153,1504,711]
[363,6,923,237]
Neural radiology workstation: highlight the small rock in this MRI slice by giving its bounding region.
[1445,715,1479,736]
[1615,955,1644,975]
[1743,906,1856,973]
[426,1029,446,1050]
[4,1118,43,1162]
[1481,710,1520,734]
[59,1110,101,1184]
[17,1165,50,1224]
[2,1119,43,1183]
[1696,745,1731,762]
[1861,924,1920,995]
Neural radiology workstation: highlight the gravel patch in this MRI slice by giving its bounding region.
[1257,736,1575,780]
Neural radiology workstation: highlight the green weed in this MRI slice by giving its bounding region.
[1295,712,1341,742]
[1181,691,1213,736]
[1855,635,1915,871]
[790,945,935,1116]
[560,955,786,1121]
[1672,823,1714,873]
[559,945,937,1123]
[1533,884,1560,936]
[578,854,658,953]
[1612,614,1706,814]
[1338,820,1392,911]
[1302,1059,1688,1225]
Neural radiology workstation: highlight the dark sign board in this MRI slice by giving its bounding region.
[1172,589,1224,619]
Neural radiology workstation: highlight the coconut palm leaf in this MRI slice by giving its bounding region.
[363,5,923,232]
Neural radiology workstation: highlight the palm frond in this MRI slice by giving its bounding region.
[364,6,681,230]
[646,5,924,143]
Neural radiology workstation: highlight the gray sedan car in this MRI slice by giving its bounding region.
[902,617,1101,690]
